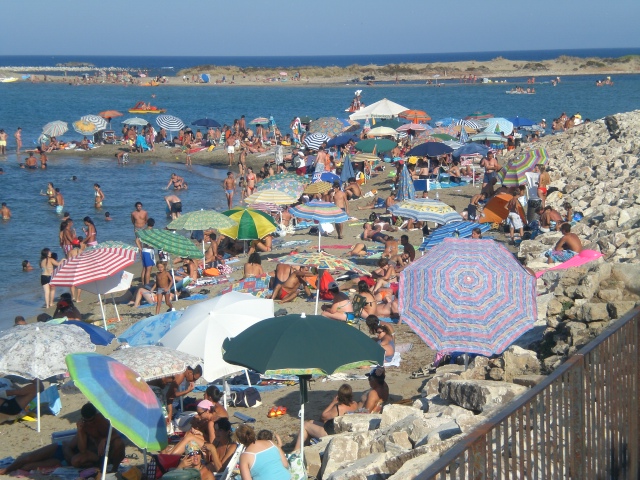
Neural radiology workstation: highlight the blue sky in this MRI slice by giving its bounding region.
[1,0,639,56]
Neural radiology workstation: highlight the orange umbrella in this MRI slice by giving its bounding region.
[399,109,431,123]
[99,110,123,119]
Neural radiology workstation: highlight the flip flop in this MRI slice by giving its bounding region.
[267,407,277,418]
[275,406,287,416]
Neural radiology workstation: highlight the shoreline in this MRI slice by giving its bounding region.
[2,55,638,87]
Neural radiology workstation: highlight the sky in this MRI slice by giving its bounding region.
[1,0,639,57]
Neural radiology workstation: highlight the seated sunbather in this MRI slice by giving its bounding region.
[321,282,354,322]
[361,223,393,243]
[243,252,265,279]
[270,266,313,303]
[358,366,389,414]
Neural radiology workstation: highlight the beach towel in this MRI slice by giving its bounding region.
[384,352,402,368]
[24,384,62,417]
[221,276,272,297]
[534,249,603,278]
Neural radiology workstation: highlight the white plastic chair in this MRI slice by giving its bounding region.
[525,172,540,200]
[215,444,245,480]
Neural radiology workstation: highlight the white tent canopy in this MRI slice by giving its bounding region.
[349,98,410,121]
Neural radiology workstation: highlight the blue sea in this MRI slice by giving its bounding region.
[1,49,639,327]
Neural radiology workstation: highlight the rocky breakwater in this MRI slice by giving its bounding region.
[514,110,640,370]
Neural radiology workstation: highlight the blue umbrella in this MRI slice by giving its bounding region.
[452,143,490,159]
[407,142,454,157]
[117,310,184,346]
[327,134,358,147]
[508,117,536,128]
[200,73,210,83]
[419,222,492,251]
[435,117,458,127]
[396,164,416,202]
[314,172,340,185]
[62,321,115,346]
[340,154,356,184]
[192,118,221,128]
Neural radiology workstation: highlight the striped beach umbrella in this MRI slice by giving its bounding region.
[250,202,283,215]
[389,199,462,225]
[73,119,101,136]
[219,207,278,241]
[122,117,149,126]
[397,123,429,133]
[350,153,379,162]
[459,126,470,143]
[398,238,537,356]
[156,114,185,131]
[66,353,168,455]
[86,240,138,252]
[50,247,136,287]
[244,190,299,206]
[419,221,492,251]
[290,201,349,252]
[456,119,486,130]
[42,120,68,137]
[167,209,237,231]
[81,115,108,130]
[304,132,331,150]
[484,117,514,135]
[249,117,269,125]
[302,181,332,196]
[498,147,549,186]
[308,117,344,137]
[396,164,416,202]
[465,111,494,120]
[281,251,368,275]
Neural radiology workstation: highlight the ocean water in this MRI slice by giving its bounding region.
[1,70,640,327]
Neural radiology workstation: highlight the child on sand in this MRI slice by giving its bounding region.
[152,263,174,314]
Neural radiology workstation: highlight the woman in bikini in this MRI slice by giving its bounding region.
[44,182,56,206]
[201,418,237,473]
[93,183,105,209]
[356,280,377,318]
[40,248,60,308]
[82,216,98,247]
[294,384,358,450]
[243,252,265,279]
[376,324,395,363]
[321,282,354,321]
[359,366,389,413]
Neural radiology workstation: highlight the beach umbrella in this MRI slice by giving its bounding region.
[302,181,332,196]
[191,118,221,128]
[406,142,453,157]
[62,320,115,346]
[444,141,464,150]
[398,238,537,356]
[456,119,486,130]
[399,109,431,123]
[257,173,307,198]
[167,209,238,231]
[244,190,299,206]
[459,126,469,144]
[99,110,123,119]
[469,132,507,143]
[340,154,356,184]
[110,346,202,381]
[250,202,282,216]
[432,126,459,136]
[371,118,405,130]
[435,117,459,127]
[66,353,168,478]
[396,164,416,202]
[412,135,443,146]
[327,133,359,147]
[349,98,409,120]
[355,138,396,153]
[389,199,462,225]
[0,323,95,432]
[200,73,210,83]
[222,313,384,468]
[340,118,360,133]
[160,292,274,397]
[289,200,348,252]
[122,117,149,127]
[452,143,490,159]
[308,117,344,137]
[397,123,429,133]
[430,133,457,141]
[466,111,493,120]
[73,119,102,136]
[219,207,278,241]
[507,116,536,128]
[249,117,269,125]
[350,153,380,162]
[366,126,398,138]
[86,240,139,252]
[118,310,183,346]
[418,221,492,251]
[498,147,549,186]
[484,117,514,135]
[304,132,331,150]
[313,172,340,185]
[81,115,108,131]
[42,120,68,137]
[156,114,185,132]
[299,116,314,124]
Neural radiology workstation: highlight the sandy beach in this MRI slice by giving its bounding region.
[1,54,638,87]
[0,150,485,472]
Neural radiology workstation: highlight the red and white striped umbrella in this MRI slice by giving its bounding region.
[50,247,136,287]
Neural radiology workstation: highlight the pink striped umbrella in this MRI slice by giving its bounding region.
[397,123,429,132]
[50,247,136,287]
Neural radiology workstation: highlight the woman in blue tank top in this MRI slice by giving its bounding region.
[237,424,290,479]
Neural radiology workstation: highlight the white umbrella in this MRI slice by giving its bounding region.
[122,117,149,127]
[159,292,274,408]
[349,98,409,121]
[0,323,95,432]
[366,126,398,138]
[80,115,108,131]
[110,346,201,381]
[78,270,134,326]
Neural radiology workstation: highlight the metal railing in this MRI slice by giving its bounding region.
[417,307,640,480]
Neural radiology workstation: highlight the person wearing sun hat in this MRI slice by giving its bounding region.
[358,366,389,413]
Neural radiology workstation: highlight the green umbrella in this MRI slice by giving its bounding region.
[219,207,278,241]
[136,229,203,259]
[299,116,314,124]
[372,118,404,130]
[355,138,397,153]
[222,313,384,467]
[167,209,237,231]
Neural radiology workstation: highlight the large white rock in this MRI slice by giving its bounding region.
[439,379,527,413]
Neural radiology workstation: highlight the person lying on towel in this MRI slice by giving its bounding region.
[545,223,583,264]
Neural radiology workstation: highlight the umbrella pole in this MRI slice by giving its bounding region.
[98,294,107,330]
[37,378,41,433]
[317,226,321,253]
[112,294,121,323]
[144,449,147,477]
[223,376,230,411]
[169,255,178,302]
[244,369,252,386]
[102,423,113,479]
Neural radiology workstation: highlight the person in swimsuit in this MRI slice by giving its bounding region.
[223,171,236,209]
[14,127,22,155]
[480,151,499,188]
[45,182,56,205]
[270,262,293,291]
[536,164,551,208]
[237,424,290,480]
[355,281,377,318]
[358,366,390,414]
[1,202,11,220]
[270,266,313,303]
[294,384,358,450]
[0,379,42,420]
[321,282,354,321]
[93,184,105,208]
[164,400,222,456]
[82,216,98,247]
[0,129,6,155]
[54,188,64,214]
[174,441,214,480]
[243,252,265,279]
[245,167,257,195]
[376,324,395,363]
[201,418,237,473]
[40,248,60,308]
[165,194,182,220]
[344,177,362,200]
[166,173,187,190]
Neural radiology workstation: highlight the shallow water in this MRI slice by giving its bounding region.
[0,74,639,327]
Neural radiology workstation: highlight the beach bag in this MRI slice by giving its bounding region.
[204,267,220,277]
[230,387,262,408]
[319,270,336,300]
[286,452,307,480]
[146,454,181,480]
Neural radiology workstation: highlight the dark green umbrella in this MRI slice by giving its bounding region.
[222,313,383,465]
[355,138,397,153]
[372,118,405,130]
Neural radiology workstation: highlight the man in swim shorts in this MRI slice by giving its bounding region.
[344,177,362,200]
[131,201,148,232]
[0,129,6,155]
[480,151,499,188]
[55,188,65,214]
[223,171,236,209]
[165,194,182,220]
[546,223,583,264]
[1,202,11,220]
[136,218,156,285]
[226,132,235,166]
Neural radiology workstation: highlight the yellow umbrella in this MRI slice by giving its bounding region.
[73,119,101,136]
[303,181,333,195]
[219,208,278,240]
[244,190,298,206]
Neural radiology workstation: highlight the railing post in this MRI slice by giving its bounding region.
[569,355,585,479]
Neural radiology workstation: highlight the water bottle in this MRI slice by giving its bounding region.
[435,192,440,200]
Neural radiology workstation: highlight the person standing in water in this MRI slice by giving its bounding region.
[93,184,105,209]
[14,127,22,155]
[40,248,60,308]
[223,172,236,209]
